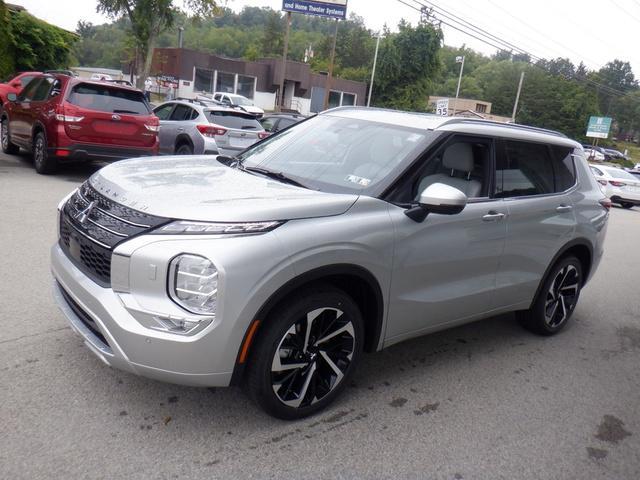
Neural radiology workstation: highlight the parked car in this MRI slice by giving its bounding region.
[0,71,40,108]
[51,108,609,419]
[154,99,268,156]
[602,148,627,161]
[1,73,159,173]
[90,73,113,81]
[213,92,264,118]
[590,164,640,209]
[260,113,306,133]
[627,170,640,181]
[582,145,605,162]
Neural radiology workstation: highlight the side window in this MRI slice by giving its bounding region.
[20,76,34,88]
[278,118,296,130]
[169,104,193,121]
[19,78,42,101]
[551,146,576,191]
[213,94,220,101]
[260,117,277,132]
[49,79,62,98]
[32,77,54,101]
[154,103,175,120]
[190,108,200,120]
[496,140,554,198]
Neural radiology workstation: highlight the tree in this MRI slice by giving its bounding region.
[0,1,15,79]
[96,0,219,88]
[262,10,283,57]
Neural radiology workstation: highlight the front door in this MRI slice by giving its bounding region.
[384,136,507,344]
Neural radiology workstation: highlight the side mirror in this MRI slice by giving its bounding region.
[7,92,17,102]
[405,183,468,222]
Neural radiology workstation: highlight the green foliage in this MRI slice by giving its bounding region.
[0,4,77,74]
[0,1,15,79]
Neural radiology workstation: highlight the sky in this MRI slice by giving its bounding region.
[10,0,640,76]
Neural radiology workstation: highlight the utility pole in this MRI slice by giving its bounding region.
[178,27,184,48]
[322,19,339,111]
[511,71,525,123]
[277,12,292,112]
[367,34,381,107]
[452,55,465,115]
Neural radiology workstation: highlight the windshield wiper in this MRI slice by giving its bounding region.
[241,166,309,189]
[113,109,139,114]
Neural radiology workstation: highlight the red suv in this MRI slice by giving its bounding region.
[0,73,159,173]
[0,71,40,108]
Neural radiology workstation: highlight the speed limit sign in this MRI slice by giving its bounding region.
[436,98,449,116]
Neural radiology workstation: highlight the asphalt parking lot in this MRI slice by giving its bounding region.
[1,151,639,480]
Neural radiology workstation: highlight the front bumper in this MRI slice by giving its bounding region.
[51,243,233,387]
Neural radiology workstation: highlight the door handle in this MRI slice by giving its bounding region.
[482,211,506,222]
[556,205,573,213]
[177,127,185,131]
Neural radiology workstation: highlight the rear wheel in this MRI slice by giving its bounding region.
[517,255,582,336]
[1,117,19,154]
[246,285,363,419]
[33,131,57,174]
[175,143,193,155]
[620,202,634,209]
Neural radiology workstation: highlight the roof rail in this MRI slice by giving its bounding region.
[438,117,567,138]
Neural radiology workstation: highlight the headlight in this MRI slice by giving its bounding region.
[154,220,282,234]
[168,254,218,315]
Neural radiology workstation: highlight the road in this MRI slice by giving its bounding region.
[1,152,639,480]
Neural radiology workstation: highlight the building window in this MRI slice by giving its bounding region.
[342,92,356,106]
[194,68,214,94]
[237,75,255,99]
[476,103,487,113]
[215,71,235,94]
[328,91,342,109]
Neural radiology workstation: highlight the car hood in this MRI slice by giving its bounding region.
[89,156,358,222]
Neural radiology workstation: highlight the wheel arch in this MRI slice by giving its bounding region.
[230,263,385,385]
[529,238,593,309]
[174,134,194,152]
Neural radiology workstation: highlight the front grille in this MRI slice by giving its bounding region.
[59,182,169,286]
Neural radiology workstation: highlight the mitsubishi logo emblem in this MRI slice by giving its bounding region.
[75,201,97,225]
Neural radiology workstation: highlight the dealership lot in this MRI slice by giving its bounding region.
[1,151,639,479]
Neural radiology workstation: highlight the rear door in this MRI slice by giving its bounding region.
[153,103,176,154]
[206,110,263,151]
[62,83,155,148]
[494,140,578,309]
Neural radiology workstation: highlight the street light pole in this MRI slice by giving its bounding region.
[511,71,525,123]
[453,55,465,116]
[367,33,381,107]
[277,11,292,112]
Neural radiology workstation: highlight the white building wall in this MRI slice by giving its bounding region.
[177,80,195,99]
[254,91,277,112]
[292,96,311,115]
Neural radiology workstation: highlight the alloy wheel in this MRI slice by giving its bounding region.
[34,135,44,167]
[271,307,355,408]
[544,265,580,328]
[1,120,7,150]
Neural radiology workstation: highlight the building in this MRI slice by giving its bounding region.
[428,96,512,123]
[150,48,367,115]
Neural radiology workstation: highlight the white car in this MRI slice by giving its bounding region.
[583,147,605,162]
[213,92,264,118]
[590,164,640,209]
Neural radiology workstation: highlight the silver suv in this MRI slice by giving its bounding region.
[51,108,609,419]
[154,99,268,156]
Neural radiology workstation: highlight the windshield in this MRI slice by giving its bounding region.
[231,96,253,106]
[68,83,150,114]
[606,168,638,181]
[238,114,431,195]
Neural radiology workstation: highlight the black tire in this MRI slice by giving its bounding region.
[1,116,19,154]
[33,131,57,174]
[175,143,193,155]
[620,202,634,209]
[246,284,364,420]
[517,255,582,336]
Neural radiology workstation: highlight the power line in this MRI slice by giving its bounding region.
[398,0,635,99]
[608,0,640,23]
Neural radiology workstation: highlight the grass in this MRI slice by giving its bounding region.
[606,140,640,168]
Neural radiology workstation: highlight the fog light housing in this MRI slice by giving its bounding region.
[168,254,218,315]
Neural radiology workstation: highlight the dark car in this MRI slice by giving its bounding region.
[259,113,306,133]
[1,73,159,174]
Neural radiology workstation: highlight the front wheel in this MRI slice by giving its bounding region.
[1,117,19,154]
[517,255,582,336]
[246,285,363,419]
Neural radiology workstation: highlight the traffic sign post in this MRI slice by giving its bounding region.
[436,98,449,116]
[586,116,612,139]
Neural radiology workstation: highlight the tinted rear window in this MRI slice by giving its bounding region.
[206,111,261,130]
[68,83,150,115]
